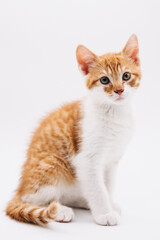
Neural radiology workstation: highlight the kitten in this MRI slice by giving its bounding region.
[6,34,141,226]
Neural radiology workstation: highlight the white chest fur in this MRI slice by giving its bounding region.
[79,97,134,165]
[22,97,134,211]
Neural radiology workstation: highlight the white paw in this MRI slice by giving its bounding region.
[94,211,120,226]
[112,202,121,215]
[55,204,74,223]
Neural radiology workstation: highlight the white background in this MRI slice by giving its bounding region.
[0,0,160,239]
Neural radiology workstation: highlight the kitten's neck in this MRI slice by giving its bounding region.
[84,94,132,116]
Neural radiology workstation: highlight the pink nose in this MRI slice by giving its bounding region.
[114,89,124,95]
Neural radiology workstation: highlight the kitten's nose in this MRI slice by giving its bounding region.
[114,89,124,95]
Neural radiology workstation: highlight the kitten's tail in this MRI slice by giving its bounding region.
[6,195,57,225]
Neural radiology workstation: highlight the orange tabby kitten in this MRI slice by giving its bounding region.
[6,34,141,226]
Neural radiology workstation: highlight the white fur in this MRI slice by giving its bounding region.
[72,90,134,225]
[22,182,88,209]
[95,211,120,226]
[55,204,74,222]
[22,79,135,226]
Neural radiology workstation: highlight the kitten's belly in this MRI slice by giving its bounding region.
[22,181,88,209]
[58,182,88,209]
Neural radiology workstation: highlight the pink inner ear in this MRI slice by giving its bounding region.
[77,51,90,75]
[80,63,89,75]
[128,47,139,64]
[76,45,96,75]
[123,34,139,65]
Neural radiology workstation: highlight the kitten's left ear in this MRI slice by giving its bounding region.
[123,34,140,65]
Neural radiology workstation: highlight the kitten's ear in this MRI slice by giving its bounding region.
[76,45,97,75]
[123,34,140,65]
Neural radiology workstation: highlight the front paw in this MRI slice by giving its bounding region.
[94,211,120,226]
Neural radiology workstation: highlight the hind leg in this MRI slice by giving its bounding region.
[19,154,77,223]
[55,203,74,222]
[21,185,74,223]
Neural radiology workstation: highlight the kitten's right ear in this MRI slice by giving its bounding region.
[76,45,97,75]
[123,34,140,65]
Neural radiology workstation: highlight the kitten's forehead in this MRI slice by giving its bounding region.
[99,53,125,75]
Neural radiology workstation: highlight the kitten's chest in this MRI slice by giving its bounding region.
[81,104,134,160]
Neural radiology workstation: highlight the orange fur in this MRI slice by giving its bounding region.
[6,35,141,225]
[6,101,82,224]
[6,195,57,225]
[85,52,141,93]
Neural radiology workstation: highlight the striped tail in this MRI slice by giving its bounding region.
[6,195,57,225]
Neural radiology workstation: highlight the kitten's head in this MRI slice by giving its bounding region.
[76,34,141,105]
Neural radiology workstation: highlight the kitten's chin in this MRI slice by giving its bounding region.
[114,96,127,104]
[109,95,130,105]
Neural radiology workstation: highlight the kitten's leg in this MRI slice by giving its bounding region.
[104,162,121,215]
[76,157,120,226]
[14,155,76,224]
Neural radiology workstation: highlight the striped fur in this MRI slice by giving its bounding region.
[6,34,141,226]
[6,195,57,225]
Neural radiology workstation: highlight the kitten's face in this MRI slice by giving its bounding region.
[76,34,141,105]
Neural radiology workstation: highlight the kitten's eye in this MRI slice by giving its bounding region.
[122,72,131,81]
[100,76,110,85]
